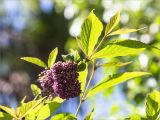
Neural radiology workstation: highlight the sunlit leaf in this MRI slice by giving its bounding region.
[51,113,77,120]
[31,84,41,97]
[108,28,137,36]
[91,40,148,59]
[20,96,26,104]
[62,49,80,62]
[0,112,12,120]
[100,61,132,67]
[105,11,120,36]
[21,57,47,68]
[146,90,160,119]
[76,37,85,54]
[0,106,16,118]
[84,109,94,120]
[69,49,80,61]
[78,63,88,94]
[25,103,43,120]
[80,10,103,56]
[48,47,58,68]
[86,72,151,99]
[18,96,27,108]
[16,98,44,119]
[25,113,36,120]
[125,114,146,120]
[36,97,64,120]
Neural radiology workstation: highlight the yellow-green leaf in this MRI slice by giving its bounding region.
[69,49,80,61]
[48,47,58,68]
[80,10,103,56]
[25,103,44,120]
[31,84,41,97]
[51,113,77,120]
[78,63,88,94]
[21,57,47,68]
[20,96,26,104]
[105,11,120,35]
[100,61,132,67]
[128,114,142,120]
[108,28,137,36]
[91,40,148,59]
[17,98,44,119]
[84,109,94,120]
[0,106,16,118]
[0,112,12,120]
[86,72,151,99]
[146,90,160,119]
[36,97,64,120]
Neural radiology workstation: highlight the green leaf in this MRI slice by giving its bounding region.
[86,72,151,99]
[48,47,58,68]
[25,103,44,120]
[21,57,47,68]
[80,10,103,56]
[69,49,80,61]
[18,96,27,108]
[91,40,148,59]
[0,106,16,118]
[25,113,36,120]
[100,61,132,67]
[146,90,160,119]
[105,11,120,35]
[62,54,74,61]
[20,96,26,104]
[0,112,12,120]
[84,109,94,120]
[62,49,80,62]
[78,63,88,94]
[31,84,41,97]
[108,28,137,36]
[51,113,77,120]
[76,37,85,54]
[16,98,44,119]
[36,97,64,120]
[78,61,86,72]
[125,114,146,120]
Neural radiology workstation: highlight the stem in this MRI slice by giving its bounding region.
[90,35,106,57]
[75,61,95,116]
[75,98,82,116]
[82,61,94,99]
[33,94,40,100]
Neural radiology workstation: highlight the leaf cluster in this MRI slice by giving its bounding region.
[1,10,159,120]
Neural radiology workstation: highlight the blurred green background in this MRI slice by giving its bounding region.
[0,0,160,119]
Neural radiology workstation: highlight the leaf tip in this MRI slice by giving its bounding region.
[116,10,121,16]
[55,47,58,50]
[91,9,95,12]
[20,57,25,60]
[20,57,27,61]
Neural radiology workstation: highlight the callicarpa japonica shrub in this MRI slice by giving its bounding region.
[0,10,160,120]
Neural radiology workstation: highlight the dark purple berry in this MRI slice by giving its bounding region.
[39,61,81,99]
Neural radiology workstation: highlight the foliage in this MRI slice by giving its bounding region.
[21,57,47,68]
[0,10,159,120]
[86,72,151,99]
[48,47,58,68]
[126,90,160,120]
[84,109,94,120]
[146,90,160,120]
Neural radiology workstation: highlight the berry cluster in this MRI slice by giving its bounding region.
[39,61,81,99]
